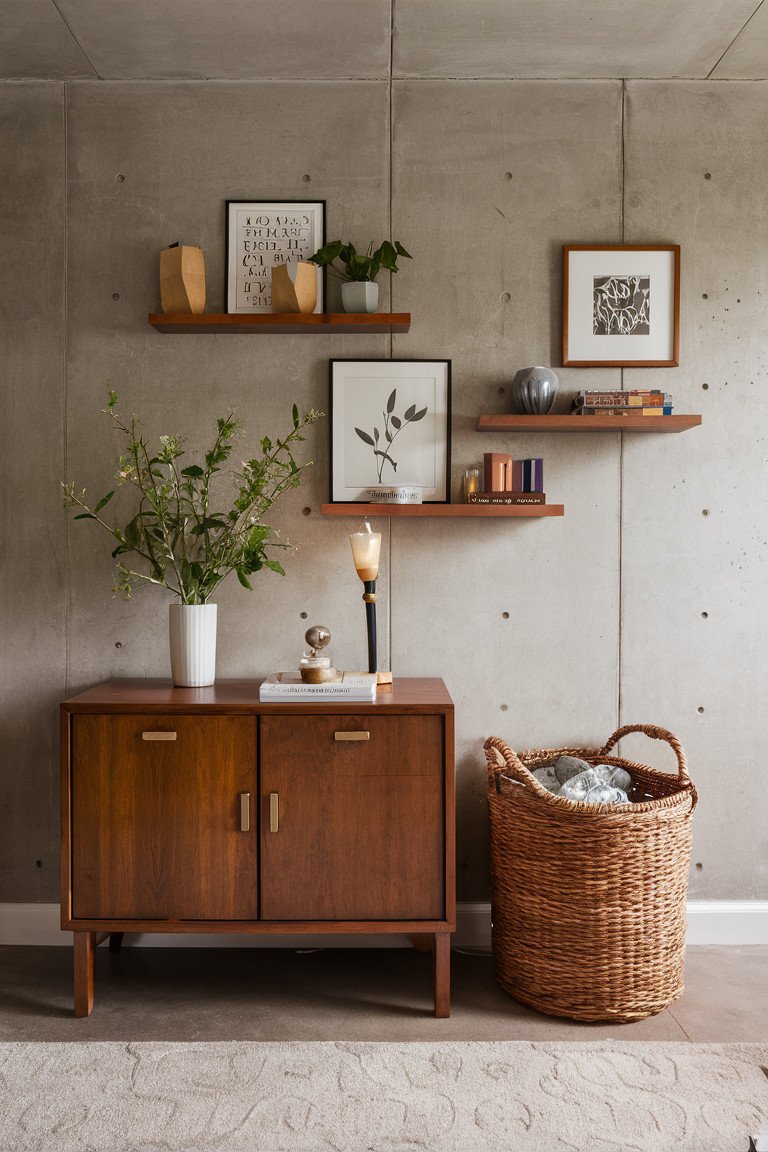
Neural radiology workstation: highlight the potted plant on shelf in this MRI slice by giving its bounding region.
[63,391,320,687]
[308,239,412,314]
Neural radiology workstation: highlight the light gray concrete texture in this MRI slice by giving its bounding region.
[0,0,96,80]
[64,81,391,703]
[711,2,768,78]
[390,81,624,894]
[392,0,759,80]
[621,82,768,900]
[54,0,392,80]
[0,84,66,902]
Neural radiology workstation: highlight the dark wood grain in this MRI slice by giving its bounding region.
[477,414,701,433]
[62,677,454,712]
[71,715,257,919]
[148,312,411,334]
[260,715,444,920]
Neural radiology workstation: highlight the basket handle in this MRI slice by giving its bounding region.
[483,736,561,801]
[598,724,690,786]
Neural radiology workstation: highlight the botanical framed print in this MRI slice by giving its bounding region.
[330,360,452,503]
[563,244,680,367]
[225,200,325,313]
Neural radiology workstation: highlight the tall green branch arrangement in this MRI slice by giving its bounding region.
[62,392,321,604]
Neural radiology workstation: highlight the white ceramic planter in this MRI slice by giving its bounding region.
[169,603,217,687]
[341,281,379,313]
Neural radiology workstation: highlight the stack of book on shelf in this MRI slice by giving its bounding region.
[572,390,673,416]
[469,453,546,504]
[259,672,377,703]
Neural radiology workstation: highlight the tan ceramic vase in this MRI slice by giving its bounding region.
[270,261,318,313]
[160,245,206,314]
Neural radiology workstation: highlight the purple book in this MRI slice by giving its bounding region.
[534,458,544,493]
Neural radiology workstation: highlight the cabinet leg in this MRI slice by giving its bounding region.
[74,931,95,1018]
[408,933,433,954]
[433,932,451,1018]
[108,932,124,952]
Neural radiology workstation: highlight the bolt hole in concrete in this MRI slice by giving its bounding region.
[302,174,311,182]
[701,611,709,619]
[300,612,308,620]
[504,172,512,181]
[702,293,708,299]
[695,862,703,870]
[302,506,311,516]
[502,612,510,619]
[702,508,710,516]
[115,173,125,183]
[698,706,705,714]
[112,293,120,301]
[704,172,712,180]
[500,292,511,304]
[500,704,508,712]
[702,382,709,390]
[114,641,123,649]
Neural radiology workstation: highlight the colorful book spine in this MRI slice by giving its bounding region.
[468,492,546,505]
[576,406,673,416]
[574,390,671,408]
[484,452,512,491]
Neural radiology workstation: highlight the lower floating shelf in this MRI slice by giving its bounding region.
[320,503,564,518]
[149,312,410,334]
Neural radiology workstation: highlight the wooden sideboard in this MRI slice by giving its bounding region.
[60,678,455,1017]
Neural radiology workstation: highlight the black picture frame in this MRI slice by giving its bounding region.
[225,199,326,314]
[329,359,452,504]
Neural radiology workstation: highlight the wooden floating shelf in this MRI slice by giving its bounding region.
[477,414,702,433]
[148,312,411,334]
[320,503,564,518]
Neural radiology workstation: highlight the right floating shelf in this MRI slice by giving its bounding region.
[477,414,702,433]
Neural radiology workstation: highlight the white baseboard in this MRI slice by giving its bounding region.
[1,901,767,948]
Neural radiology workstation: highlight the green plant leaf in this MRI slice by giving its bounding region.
[181,465,204,477]
[236,569,253,590]
[292,404,299,429]
[263,559,285,575]
[74,512,95,520]
[394,241,412,259]
[94,491,114,513]
[355,427,375,446]
[386,389,397,413]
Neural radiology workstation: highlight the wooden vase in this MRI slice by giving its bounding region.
[270,261,318,314]
[160,245,206,315]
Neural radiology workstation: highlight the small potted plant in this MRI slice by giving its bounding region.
[309,239,412,313]
[63,392,320,687]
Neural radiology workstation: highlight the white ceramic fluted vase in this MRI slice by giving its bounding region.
[169,603,217,687]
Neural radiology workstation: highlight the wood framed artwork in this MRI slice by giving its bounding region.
[563,244,680,367]
[226,200,325,313]
[329,360,451,503]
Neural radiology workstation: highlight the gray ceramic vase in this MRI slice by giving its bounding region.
[511,366,559,415]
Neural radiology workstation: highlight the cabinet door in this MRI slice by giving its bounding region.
[71,715,257,920]
[260,714,444,920]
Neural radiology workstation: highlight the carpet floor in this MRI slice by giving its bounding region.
[0,1041,766,1152]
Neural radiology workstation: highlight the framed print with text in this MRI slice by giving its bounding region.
[226,200,325,313]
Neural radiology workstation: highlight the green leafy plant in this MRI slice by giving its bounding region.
[62,392,321,604]
[309,240,412,283]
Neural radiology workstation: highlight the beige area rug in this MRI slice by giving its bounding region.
[0,1041,767,1152]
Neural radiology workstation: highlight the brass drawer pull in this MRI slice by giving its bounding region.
[142,731,177,741]
[240,793,250,833]
[269,792,279,833]
[334,731,370,742]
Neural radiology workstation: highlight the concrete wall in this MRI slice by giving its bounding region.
[1,77,766,904]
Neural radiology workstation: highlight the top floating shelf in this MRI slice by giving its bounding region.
[477,414,702,433]
[148,312,411,335]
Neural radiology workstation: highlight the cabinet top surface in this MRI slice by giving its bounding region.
[62,677,453,712]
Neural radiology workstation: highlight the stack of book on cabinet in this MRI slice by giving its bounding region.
[469,453,546,505]
[260,672,377,703]
[572,389,673,416]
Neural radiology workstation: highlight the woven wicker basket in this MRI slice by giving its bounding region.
[484,725,697,1023]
